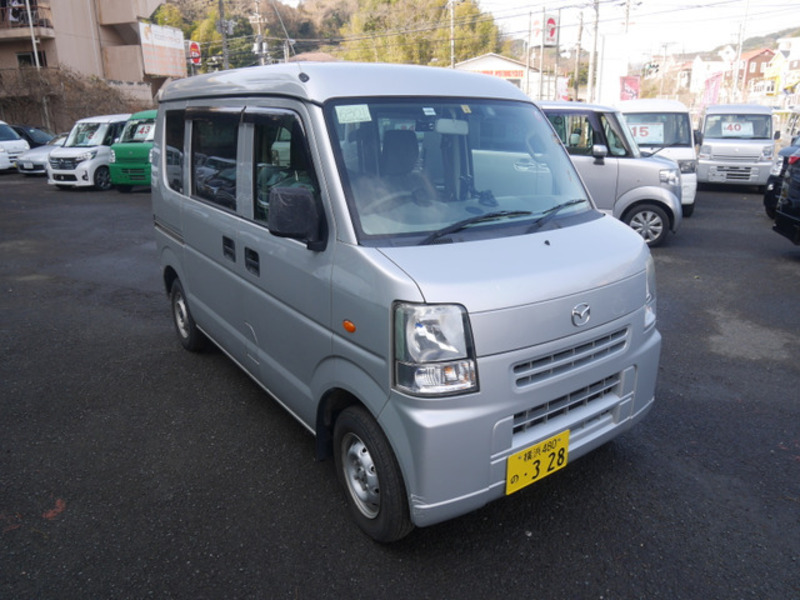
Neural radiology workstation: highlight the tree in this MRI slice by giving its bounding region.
[337,0,501,65]
[152,4,188,34]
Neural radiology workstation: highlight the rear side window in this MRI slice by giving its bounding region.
[164,110,185,194]
[191,113,239,211]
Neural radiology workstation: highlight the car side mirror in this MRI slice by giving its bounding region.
[592,144,608,160]
[694,130,703,146]
[267,186,326,251]
[774,131,781,141]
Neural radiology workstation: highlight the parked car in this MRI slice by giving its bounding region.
[47,113,130,190]
[109,109,156,192]
[764,135,800,219]
[540,101,682,246]
[773,148,800,245]
[11,124,55,148]
[16,132,68,175]
[619,99,699,217]
[0,120,30,171]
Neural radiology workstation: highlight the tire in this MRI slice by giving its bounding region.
[623,203,670,247]
[93,166,112,191]
[682,203,695,218]
[116,184,133,194]
[170,279,205,352]
[333,406,413,543]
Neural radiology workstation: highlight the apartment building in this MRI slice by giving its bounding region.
[0,1,183,128]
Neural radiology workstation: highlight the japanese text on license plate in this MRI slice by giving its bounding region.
[506,430,570,495]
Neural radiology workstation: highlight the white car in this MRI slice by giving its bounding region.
[47,114,130,190]
[16,133,67,175]
[0,120,30,171]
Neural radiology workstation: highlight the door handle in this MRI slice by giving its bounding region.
[245,247,260,276]
[222,236,236,261]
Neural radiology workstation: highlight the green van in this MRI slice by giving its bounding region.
[110,109,156,192]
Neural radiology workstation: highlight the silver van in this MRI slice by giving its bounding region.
[697,103,777,189]
[540,101,682,247]
[152,63,661,542]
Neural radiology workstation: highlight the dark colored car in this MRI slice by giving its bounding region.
[11,125,55,148]
[764,136,800,218]
[773,148,800,245]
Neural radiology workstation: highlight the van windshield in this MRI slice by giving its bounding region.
[326,98,591,246]
[703,113,772,140]
[624,112,693,148]
[65,122,110,148]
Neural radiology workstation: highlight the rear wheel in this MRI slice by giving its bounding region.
[333,406,413,543]
[170,279,205,351]
[624,203,669,247]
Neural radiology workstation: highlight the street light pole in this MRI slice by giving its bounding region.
[218,0,229,70]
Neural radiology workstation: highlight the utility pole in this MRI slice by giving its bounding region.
[732,0,751,101]
[586,0,599,103]
[218,0,229,70]
[538,6,545,100]
[525,11,532,96]
[573,10,583,100]
[553,7,561,100]
[449,0,463,68]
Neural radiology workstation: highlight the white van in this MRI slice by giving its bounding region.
[47,113,130,190]
[152,62,661,542]
[0,120,30,171]
[697,103,777,189]
[619,99,698,217]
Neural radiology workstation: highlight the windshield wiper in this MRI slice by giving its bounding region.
[527,199,587,232]
[419,210,532,245]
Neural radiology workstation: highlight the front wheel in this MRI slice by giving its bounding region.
[93,166,112,191]
[623,204,670,247]
[333,406,413,543]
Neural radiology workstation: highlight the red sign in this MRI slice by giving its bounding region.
[189,41,201,66]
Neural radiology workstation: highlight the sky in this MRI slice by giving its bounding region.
[477,0,800,59]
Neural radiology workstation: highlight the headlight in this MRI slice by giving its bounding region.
[645,255,657,330]
[770,156,784,176]
[659,168,680,187]
[698,145,711,160]
[761,145,774,161]
[394,303,477,396]
[0,147,6,154]
[110,149,116,163]
[677,159,696,174]
[76,149,98,163]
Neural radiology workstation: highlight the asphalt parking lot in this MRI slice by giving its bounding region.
[1,174,799,599]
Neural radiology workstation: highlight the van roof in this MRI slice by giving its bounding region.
[537,100,619,113]
[74,114,132,124]
[618,99,689,113]
[159,62,531,104]
[703,104,772,115]
[129,109,157,119]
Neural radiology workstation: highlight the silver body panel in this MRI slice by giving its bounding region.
[152,63,661,528]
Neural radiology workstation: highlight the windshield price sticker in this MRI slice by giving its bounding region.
[336,104,372,124]
[506,430,570,495]
[722,121,754,137]
[629,122,664,144]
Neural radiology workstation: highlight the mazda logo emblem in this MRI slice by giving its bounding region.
[571,303,591,327]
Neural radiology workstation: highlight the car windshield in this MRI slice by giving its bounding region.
[703,114,772,140]
[325,97,591,246]
[65,122,110,148]
[624,112,693,147]
[119,118,155,143]
[0,124,21,141]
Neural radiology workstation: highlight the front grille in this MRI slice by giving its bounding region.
[512,374,621,435]
[50,157,78,170]
[513,328,628,388]
[717,166,754,181]
[713,152,760,162]
[121,168,148,181]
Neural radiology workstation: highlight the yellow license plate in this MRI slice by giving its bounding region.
[506,430,570,495]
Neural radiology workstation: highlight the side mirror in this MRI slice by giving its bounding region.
[694,130,703,146]
[774,131,781,141]
[592,144,609,160]
[267,186,326,251]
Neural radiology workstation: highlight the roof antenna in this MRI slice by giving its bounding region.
[269,0,295,62]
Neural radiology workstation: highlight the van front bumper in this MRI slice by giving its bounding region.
[379,314,661,529]
[697,161,771,186]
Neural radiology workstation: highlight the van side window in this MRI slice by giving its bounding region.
[253,114,317,224]
[165,110,185,194]
[191,113,239,210]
